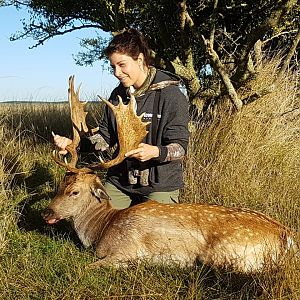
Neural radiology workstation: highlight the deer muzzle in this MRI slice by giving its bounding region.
[42,208,61,225]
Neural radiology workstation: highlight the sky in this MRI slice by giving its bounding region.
[0,5,118,102]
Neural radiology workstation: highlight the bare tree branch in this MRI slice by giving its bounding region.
[11,22,103,48]
[202,36,243,111]
[209,0,218,46]
[178,0,194,30]
[262,29,299,45]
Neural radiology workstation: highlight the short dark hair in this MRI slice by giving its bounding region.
[104,28,151,66]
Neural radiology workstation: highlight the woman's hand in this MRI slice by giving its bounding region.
[125,143,159,162]
[52,132,72,155]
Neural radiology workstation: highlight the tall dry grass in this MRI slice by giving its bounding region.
[1,102,103,143]
[0,57,299,299]
[181,57,300,297]
[0,117,33,256]
[183,58,300,227]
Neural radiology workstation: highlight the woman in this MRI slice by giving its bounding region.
[54,28,189,209]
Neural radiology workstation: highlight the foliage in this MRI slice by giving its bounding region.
[4,0,300,114]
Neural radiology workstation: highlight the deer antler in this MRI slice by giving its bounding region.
[97,93,150,169]
[53,76,150,172]
[52,75,91,173]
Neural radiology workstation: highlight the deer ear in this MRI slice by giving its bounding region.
[90,177,110,202]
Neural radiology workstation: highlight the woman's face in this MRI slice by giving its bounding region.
[109,52,147,89]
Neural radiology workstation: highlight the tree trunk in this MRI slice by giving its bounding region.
[202,37,243,111]
[254,39,263,71]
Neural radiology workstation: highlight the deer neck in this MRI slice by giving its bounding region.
[72,199,117,248]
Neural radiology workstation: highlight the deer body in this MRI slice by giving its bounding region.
[42,173,295,273]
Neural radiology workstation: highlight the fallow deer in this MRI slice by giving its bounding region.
[42,76,297,273]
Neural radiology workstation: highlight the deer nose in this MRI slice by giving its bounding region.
[41,208,54,220]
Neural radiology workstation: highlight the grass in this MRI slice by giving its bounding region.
[0,58,299,299]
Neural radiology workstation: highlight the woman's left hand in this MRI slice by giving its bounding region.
[125,143,159,162]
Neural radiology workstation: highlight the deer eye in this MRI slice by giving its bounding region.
[70,191,79,197]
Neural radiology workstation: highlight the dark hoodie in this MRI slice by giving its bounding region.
[98,69,190,195]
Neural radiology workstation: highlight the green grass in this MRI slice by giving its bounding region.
[0,228,270,299]
[0,58,300,299]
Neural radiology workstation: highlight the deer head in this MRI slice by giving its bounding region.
[52,75,150,172]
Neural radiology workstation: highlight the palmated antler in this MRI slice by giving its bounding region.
[97,93,150,168]
[53,76,150,172]
[52,75,91,173]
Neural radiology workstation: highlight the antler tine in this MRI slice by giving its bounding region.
[66,75,89,168]
[52,150,92,174]
[68,76,89,133]
[76,82,82,96]
[129,92,137,110]
[93,93,151,169]
[53,75,90,172]
[117,95,125,106]
[98,96,115,112]
[98,95,127,112]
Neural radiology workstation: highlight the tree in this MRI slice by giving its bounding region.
[4,0,300,115]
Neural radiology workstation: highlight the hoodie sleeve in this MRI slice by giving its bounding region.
[155,85,190,162]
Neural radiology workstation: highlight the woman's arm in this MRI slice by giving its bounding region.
[126,86,189,162]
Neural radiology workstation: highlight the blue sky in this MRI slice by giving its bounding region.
[0,5,118,102]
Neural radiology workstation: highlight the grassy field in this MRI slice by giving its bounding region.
[0,60,300,299]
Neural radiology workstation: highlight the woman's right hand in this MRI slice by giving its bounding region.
[52,132,72,155]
